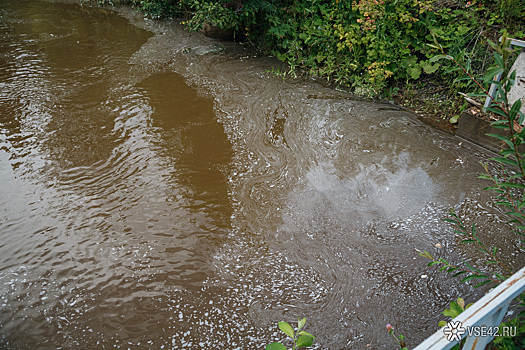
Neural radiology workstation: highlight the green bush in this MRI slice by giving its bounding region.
[130,0,181,18]
[129,0,524,95]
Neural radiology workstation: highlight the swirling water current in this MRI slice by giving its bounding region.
[0,1,523,349]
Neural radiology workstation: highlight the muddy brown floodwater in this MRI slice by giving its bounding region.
[0,0,523,349]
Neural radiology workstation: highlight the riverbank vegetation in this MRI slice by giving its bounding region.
[120,0,525,123]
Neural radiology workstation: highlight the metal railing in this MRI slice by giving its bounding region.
[414,265,525,350]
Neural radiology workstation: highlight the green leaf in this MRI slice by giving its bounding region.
[429,54,451,62]
[296,335,314,348]
[298,317,306,329]
[418,251,434,260]
[509,212,525,219]
[492,246,498,256]
[408,66,422,80]
[490,119,510,126]
[423,62,440,74]
[474,280,493,288]
[453,76,473,83]
[500,149,516,156]
[494,54,504,69]
[484,67,504,83]
[464,260,482,273]
[450,300,464,314]
[492,157,518,166]
[487,40,501,53]
[468,92,489,98]
[442,310,457,318]
[444,65,461,74]
[439,320,447,327]
[495,273,506,281]
[452,271,468,278]
[266,343,287,350]
[488,80,503,88]
[278,321,294,338]
[298,331,316,339]
[477,174,492,180]
[418,250,433,259]
[510,100,522,120]
[498,182,525,189]
[485,106,508,118]
[443,305,460,318]
[486,133,514,149]
[486,133,511,142]
[460,274,487,283]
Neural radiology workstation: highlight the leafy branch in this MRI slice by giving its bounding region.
[479,163,525,245]
[418,249,503,287]
[438,297,474,328]
[445,210,512,274]
[386,324,408,350]
[266,317,316,350]
[418,208,512,288]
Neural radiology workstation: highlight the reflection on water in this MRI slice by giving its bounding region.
[0,0,523,349]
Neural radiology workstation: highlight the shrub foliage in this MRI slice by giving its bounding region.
[128,0,524,94]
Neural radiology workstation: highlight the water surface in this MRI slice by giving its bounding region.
[0,1,523,349]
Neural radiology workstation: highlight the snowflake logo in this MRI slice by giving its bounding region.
[443,321,466,342]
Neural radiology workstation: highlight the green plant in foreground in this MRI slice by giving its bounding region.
[491,313,525,349]
[438,298,474,328]
[432,298,474,350]
[419,31,525,348]
[386,324,408,350]
[418,209,510,287]
[266,317,316,350]
[386,298,472,350]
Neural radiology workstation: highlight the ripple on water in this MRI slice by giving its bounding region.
[1,1,523,349]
